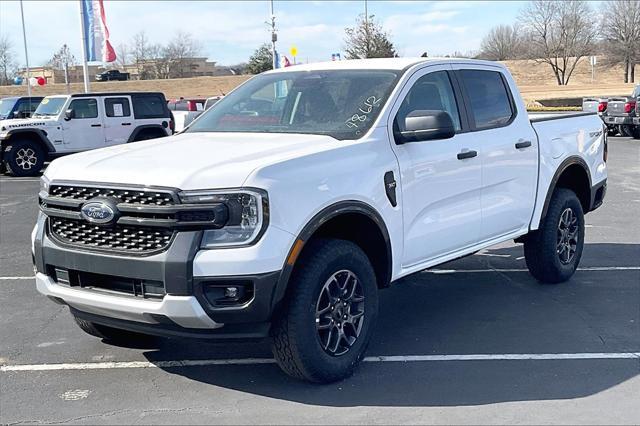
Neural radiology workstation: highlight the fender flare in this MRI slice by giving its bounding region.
[2,128,55,153]
[127,125,167,142]
[271,200,393,310]
[540,156,592,221]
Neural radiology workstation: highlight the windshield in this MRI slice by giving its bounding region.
[33,97,68,117]
[187,70,400,140]
[0,98,17,118]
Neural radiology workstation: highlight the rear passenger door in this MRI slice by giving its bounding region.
[453,65,538,241]
[102,96,133,146]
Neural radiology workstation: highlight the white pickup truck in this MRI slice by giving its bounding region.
[0,92,173,176]
[33,58,607,383]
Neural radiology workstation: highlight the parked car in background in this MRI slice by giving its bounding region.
[583,97,616,136]
[633,86,640,139]
[204,95,224,110]
[604,85,639,137]
[0,92,172,176]
[168,97,206,132]
[95,70,130,81]
[33,58,607,383]
[0,96,44,121]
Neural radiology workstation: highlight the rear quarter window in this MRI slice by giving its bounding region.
[459,69,515,130]
[132,95,168,119]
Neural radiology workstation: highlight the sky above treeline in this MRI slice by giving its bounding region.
[0,0,589,67]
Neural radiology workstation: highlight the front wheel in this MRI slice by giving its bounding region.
[524,188,585,283]
[632,126,640,140]
[4,139,45,177]
[271,239,378,383]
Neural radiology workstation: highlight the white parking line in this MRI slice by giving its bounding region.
[0,178,40,182]
[0,277,34,280]
[426,266,640,274]
[1,266,638,282]
[2,352,639,372]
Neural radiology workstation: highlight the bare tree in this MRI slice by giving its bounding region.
[115,43,129,70]
[131,31,151,79]
[48,44,76,87]
[344,14,397,59]
[0,35,17,86]
[519,0,598,85]
[479,24,522,60]
[600,0,640,83]
[164,31,201,78]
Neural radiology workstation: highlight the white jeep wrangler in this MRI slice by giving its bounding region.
[0,92,173,176]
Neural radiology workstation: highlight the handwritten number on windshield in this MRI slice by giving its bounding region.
[346,96,382,128]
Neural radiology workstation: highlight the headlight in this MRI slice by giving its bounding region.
[178,188,268,248]
[39,176,50,196]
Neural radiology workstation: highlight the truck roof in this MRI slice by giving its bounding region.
[265,57,507,73]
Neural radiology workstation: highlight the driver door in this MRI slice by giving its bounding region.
[61,97,105,151]
[389,65,482,268]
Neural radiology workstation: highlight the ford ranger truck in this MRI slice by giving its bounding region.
[33,58,607,383]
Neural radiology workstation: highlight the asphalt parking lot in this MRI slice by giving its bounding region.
[1,136,638,425]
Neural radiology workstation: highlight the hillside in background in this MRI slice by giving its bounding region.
[0,57,637,105]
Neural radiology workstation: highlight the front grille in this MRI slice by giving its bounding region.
[50,217,173,254]
[49,266,165,299]
[49,185,175,205]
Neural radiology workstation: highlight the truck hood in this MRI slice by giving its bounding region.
[45,132,341,189]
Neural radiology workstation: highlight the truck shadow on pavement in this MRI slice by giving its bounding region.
[140,242,639,407]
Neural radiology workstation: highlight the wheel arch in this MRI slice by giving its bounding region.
[540,156,592,221]
[1,129,55,153]
[127,125,168,142]
[271,201,393,313]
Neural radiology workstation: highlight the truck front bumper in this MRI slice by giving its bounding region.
[33,213,290,340]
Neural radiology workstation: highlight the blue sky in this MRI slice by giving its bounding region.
[0,1,531,67]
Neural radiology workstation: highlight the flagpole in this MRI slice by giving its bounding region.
[78,0,90,93]
[19,0,31,97]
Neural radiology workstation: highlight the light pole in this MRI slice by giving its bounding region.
[270,0,277,69]
[19,0,31,96]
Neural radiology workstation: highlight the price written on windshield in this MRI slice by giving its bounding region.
[345,96,382,129]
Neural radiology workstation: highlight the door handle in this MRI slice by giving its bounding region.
[515,140,532,149]
[91,124,102,127]
[457,150,477,160]
[121,122,132,126]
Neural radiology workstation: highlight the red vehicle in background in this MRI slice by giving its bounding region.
[167,98,206,132]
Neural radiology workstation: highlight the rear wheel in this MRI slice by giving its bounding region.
[132,129,167,142]
[619,124,634,137]
[4,139,45,177]
[524,188,585,284]
[271,239,378,383]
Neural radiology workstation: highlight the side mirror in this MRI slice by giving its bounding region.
[395,110,456,144]
[64,109,75,121]
[12,111,21,118]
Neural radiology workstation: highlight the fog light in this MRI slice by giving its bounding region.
[224,286,238,299]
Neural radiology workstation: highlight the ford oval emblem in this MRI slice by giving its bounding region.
[81,201,116,224]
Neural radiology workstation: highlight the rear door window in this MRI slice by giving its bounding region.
[104,97,131,117]
[132,95,167,119]
[459,70,514,130]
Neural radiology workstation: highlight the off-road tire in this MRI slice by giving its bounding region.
[524,188,585,284]
[4,139,45,177]
[619,125,634,137]
[271,238,378,383]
